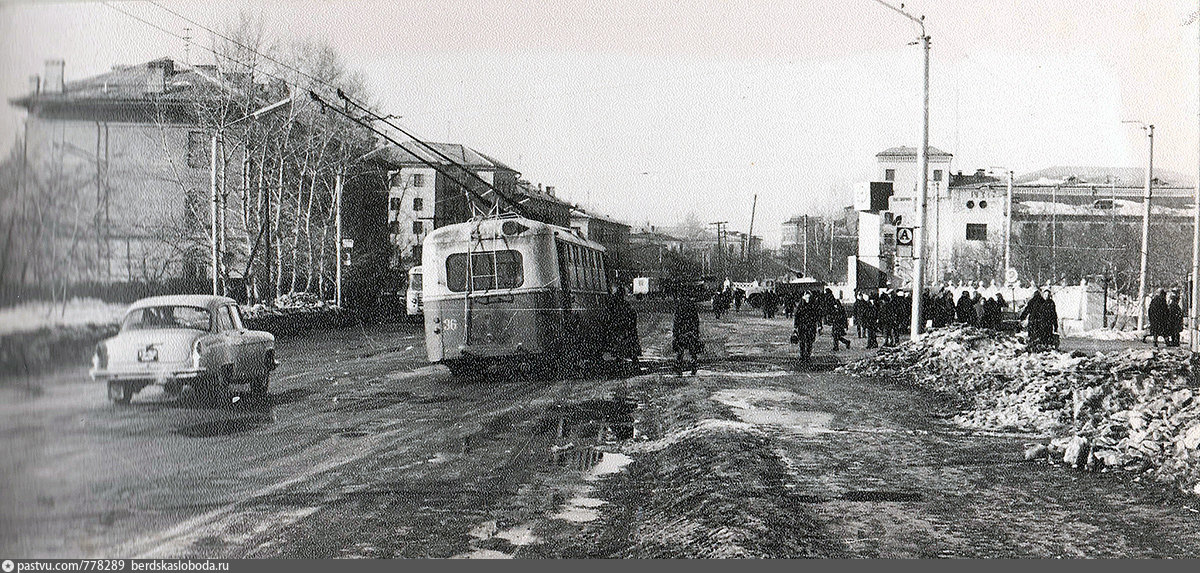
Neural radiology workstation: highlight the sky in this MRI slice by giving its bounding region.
[1,0,1198,248]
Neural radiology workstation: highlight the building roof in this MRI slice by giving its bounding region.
[569,206,629,228]
[367,140,516,171]
[1014,166,1194,188]
[1015,199,1192,218]
[630,230,683,243]
[10,57,252,108]
[875,145,953,159]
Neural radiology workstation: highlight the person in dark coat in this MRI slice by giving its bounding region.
[829,297,851,351]
[982,295,1001,330]
[783,294,795,318]
[793,291,820,362]
[939,290,956,328]
[1167,290,1184,347]
[863,292,880,349]
[608,287,641,366]
[733,288,745,312]
[713,288,730,319]
[853,293,868,338]
[1039,289,1059,348]
[1145,289,1168,347]
[878,292,896,346]
[672,293,701,375]
[1018,290,1044,349]
[956,290,975,326]
[972,291,986,326]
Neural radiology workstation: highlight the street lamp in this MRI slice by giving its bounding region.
[209,95,294,295]
[988,166,1015,281]
[870,0,931,340]
[1122,120,1154,333]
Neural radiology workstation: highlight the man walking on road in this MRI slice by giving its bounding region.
[673,292,701,375]
[829,296,851,351]
[793,290,820,363]
[1145,289,1168,347]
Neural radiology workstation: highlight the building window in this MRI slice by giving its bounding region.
[413,197,423,211]
[412,221,423,234]
[389,197,403,211]
[186,131,207,168]
[966,200,975,209]
[411,173,425,187]
[933,169,943,182]
[966,223,987,241]
[884,169,896,182]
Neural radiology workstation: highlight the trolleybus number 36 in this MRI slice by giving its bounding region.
[443,319,459,331]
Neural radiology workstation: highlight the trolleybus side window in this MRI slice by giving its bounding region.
[445,250,524,293]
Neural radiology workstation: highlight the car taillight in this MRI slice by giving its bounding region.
[94,342,108,369]
[191,340,202,369]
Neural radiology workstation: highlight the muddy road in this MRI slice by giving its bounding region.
[3,311,1200,558]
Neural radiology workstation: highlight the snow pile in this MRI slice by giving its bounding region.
[0,298,127,336]
[843,325,1200,495]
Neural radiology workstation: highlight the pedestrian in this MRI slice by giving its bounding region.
[853,292,867,338]
[1167,290,1184,347]
[793,290,820,362]
[1018,289,1045,349]
[1145,289,1168,347]
[713,288,730,319]
[766,290,778,319]
[783,293,795,318]
[972,291,985,326]
[829,296,851,351]
[864,292,879,349]
[608,286,641,367]
[733,288,745,312]
[1039,289,1060,349]
[878,292,896,346]
[982,294,1001,330]
[761,289,773,319]
[956,290,975,326]
[672,293,701,375]
[939,290,956,328]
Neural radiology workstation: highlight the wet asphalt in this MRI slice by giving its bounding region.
[3,311,1200,558]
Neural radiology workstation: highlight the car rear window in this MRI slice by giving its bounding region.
[121,306,212,332]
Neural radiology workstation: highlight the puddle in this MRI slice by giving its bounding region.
[495,523,540,546]
[451,548,513,559]
[695,369,793,379]
[552,451,634,524]
[176,415,272,438]
[326,391,456,413]
[710,389,832,435]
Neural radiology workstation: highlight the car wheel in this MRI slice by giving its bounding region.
[251,371,270,396]
[108,381,132,405]
[203,365,234,406]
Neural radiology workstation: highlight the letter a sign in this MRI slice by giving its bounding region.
[896,227,913,246]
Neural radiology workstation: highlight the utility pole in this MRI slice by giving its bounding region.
[802,214,809,276]
[1124,121,1155,331]
[1003,169,1013,278]
[210,133,219,296]
[335,168,344,308]
[709,221,728,279]
[871,0,930,340]
[1193,0,1200,350]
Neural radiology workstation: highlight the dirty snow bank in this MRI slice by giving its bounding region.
[597,422,842,558]
[842,325,1200,495]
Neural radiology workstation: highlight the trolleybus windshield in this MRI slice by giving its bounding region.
[445,250,523,292]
